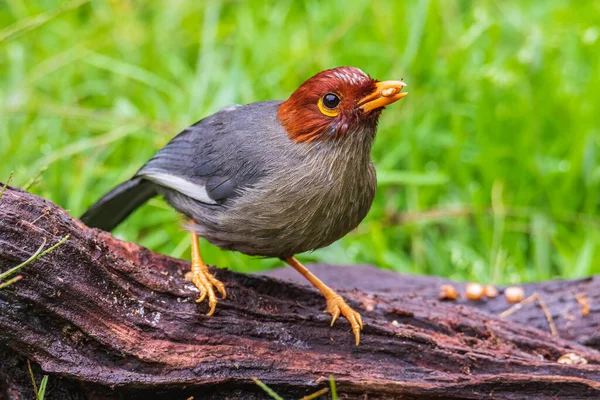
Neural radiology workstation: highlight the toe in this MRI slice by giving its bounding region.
[325,295,364,344]
[196,291,207,303]
[206,290,218,316]
[192,276,208,303]
[207,301,217,316]
[208,274,227,299]
[330,306,341,326]
[346,313,361,346]
[188,267,227,316]
[216,283,227,299]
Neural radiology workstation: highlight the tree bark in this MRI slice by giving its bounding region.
[0,184,598,400]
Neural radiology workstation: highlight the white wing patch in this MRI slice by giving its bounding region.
[139,170,217,205]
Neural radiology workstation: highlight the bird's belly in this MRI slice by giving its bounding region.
[193,165,376,258]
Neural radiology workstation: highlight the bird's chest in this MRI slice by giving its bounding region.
[214,136,377,256]
[302,144,376,218]
[296,160,376,224]
[244,152,376,253]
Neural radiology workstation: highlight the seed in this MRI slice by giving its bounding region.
[484,285,498,298]
[438,284,458,301]
[576,293,590,316]
[505,286,525,303]
[465,283,485,301]
[557,353,588,365]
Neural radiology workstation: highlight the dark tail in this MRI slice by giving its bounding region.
[81,178,157,231]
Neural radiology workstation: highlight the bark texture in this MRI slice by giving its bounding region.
[0,184,599,399]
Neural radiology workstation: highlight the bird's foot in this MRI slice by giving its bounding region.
[325,294,363,346]
[185,262,226,316]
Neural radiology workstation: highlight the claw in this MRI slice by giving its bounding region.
[188,229,227,316]
[330,307,340,326]
[189,262,226,315]
[207,299,217,316]
[347,313,361,346]
[357,312,363,330]
[283,257,364,345]
[209,275,227,299]
[326,294,364,346]
[196,288,207,304]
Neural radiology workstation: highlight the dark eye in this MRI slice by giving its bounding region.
[322,93,341,109]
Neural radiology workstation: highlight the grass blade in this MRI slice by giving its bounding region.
[253,378,284,400]
[0,275,23,289]
[0,235,69,282]
[22,166,47,191]
[330,375,338,400]
[27,360,38,396]
[300,387,329,400]
[0,0,90,43]
[37,376,49,400]
[0,171,14,200]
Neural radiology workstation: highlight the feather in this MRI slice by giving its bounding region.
[138,170,217,205]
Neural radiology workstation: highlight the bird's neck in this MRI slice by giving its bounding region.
[303,124,376,167]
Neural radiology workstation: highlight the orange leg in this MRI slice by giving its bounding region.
[185,229,226,316]
[284,256,363,345]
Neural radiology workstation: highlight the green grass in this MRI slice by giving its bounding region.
[0,235,69,288]
[2,0,599,283]
[253,377,334,400]
[27,360,49,400]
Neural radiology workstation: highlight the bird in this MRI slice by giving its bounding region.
[81,66,407,345]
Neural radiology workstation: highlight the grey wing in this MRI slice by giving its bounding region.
[136,110,262,205]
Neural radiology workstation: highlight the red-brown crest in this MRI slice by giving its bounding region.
[278,67,379,143]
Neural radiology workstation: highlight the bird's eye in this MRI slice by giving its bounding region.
[318,93,341,117]
[322,93,341,109]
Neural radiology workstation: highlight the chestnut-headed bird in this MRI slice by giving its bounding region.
[81,67,407,345]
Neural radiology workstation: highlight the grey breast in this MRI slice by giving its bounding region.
[136,100,377,258]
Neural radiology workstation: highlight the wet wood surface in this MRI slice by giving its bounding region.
[0,185,599,399]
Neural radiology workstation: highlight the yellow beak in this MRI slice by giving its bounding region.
[358,80,408,113]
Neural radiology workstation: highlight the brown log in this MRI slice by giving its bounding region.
[0,184,599,400]
[267,266,600,350]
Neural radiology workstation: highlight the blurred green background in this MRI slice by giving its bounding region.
[2,0,599,283]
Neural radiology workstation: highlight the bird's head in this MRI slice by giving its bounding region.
[278,67,407,143]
